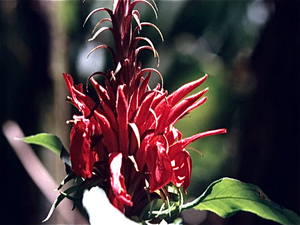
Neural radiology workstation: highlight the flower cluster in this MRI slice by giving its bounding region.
[64,0,226,220]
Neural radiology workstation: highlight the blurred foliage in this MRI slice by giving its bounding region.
[139,0,273,196]
[52,1,263,205]
[1,0,299,224]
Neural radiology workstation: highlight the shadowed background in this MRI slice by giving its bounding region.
[0,0,299,224]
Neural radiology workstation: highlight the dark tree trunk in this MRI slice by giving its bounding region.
[227,1,300,224]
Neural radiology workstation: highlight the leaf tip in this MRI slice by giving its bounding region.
[13,137,23,141]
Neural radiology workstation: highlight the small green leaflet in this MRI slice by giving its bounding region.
[183,178,300,225]
[17,133,63,155]
[18,133,71,169]
[42,185,80,223]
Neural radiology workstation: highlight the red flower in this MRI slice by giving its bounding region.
[64,74,100,179]
[109,152,133,211]
[64,0,226,217]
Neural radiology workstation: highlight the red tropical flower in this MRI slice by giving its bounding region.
[64,0,226,218]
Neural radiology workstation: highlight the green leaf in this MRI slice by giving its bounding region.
[18,133,63,155]
[184,178,300,225]
[18,133,72,172]
[55,171,77,191]
[43,185,80,223]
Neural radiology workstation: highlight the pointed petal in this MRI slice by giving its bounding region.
[95,111,119,153]
[69,119,97,178]
[134,91,155,126]
[133,37,157,58]
[128,122,140,155]
[102,102,118,133]
[138,72,151,103]
[91,77,110,101]
[147,140,173,192]
[151,90,167,110]
[135,68,163,88]
[169,129,227,159]
[173,96,208,124]
[167,74,208,107]
[155,104,172,135]
[88,27,114,42]
[105,78,117,104]
[83,7,113,28]
[128,89,139,121]
[129,0,157,19]
[166,88,208,126]
[171,150,191,193]
[91,77,118,131]
[165,126,181,144]
[132,10,141,30]
[109,153,133,207]
[117,85,129,155]
[64,73,98,117]
[73,87,97,116]
[121,15,133,51]
[91,18,112,34]
[63,73,75,98]
[135,46,160,67]
[133,22,164,42]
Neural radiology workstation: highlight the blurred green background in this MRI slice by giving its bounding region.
[1,0,299,224]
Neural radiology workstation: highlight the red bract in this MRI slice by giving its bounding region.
[64,0,226,217]
[109,152,133,211]
[69,117,97,179]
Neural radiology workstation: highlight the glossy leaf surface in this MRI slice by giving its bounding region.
[19,133,63,155]
[187,178,300,225]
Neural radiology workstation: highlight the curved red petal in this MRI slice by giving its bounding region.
[117,85,129,155]
[95,111,119,153]
[166,75,208,106]
[109,153,133,207]
[69,119,97,178]
[169,128,227,159]
[146,139,173,192]
[171,150,192,193]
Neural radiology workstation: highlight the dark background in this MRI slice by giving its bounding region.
[1,0,299,224]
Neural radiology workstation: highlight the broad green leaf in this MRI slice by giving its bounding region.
[18,133,72,171]
[184,178,299,225]
[18,133,63,155]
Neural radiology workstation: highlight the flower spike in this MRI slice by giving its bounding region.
[62,0,226,221]
[83,7,113,28]
[91,18,112,34]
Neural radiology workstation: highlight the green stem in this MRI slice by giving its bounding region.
[181,178,223,210]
